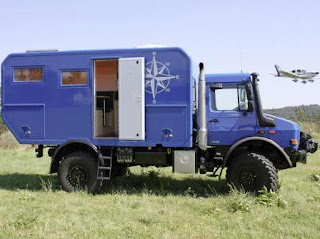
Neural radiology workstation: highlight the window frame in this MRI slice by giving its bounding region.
[210,83,249,112]
[13,66,45,83]
[59,69,89,87]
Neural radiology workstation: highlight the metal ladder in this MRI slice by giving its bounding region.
[97,148,112,181]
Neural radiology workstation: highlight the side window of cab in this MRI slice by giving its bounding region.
[211,84,249,111]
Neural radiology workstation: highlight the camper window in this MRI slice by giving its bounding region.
[61,70,88,85]
[14,67,43,82]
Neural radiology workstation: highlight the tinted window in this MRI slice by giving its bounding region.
[61,71,88,85]
[14,68,43,82]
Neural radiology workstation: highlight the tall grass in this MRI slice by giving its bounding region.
[0,131,20,149]
[294,106,320,134]
[0,114,20,149]
[0,149,320,238]
[0,116,8,135]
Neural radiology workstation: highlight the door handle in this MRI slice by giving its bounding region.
[210,119,219,123]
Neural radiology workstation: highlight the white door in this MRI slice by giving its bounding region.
[118,57,145,140]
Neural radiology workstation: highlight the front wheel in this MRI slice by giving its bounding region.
[226,152,278,193]
[58,151,101,194]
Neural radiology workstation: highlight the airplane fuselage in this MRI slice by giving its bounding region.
[291,70,319,79]
[273,65,319,83]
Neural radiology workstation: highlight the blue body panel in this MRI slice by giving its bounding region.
[261,115,300,150]
[1,48,300,151]
[1,47,193,147]
[206,73,251,84]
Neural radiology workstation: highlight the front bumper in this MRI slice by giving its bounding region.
[300,132,318,154]
[288,132,318,165]
[291,149,308,164]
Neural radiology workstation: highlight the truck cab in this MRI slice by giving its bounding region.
[200,71,318,192]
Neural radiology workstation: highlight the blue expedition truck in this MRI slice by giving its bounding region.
[1,47,318,193]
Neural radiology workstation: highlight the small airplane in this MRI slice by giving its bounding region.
[273,65,319,84]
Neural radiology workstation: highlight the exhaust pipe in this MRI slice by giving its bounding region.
[198,63,207,150]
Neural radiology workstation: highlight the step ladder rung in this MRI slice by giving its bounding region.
[98,166,111,170]
[97,176,111,180]
[101,156,112,160]
[97,149,113,181]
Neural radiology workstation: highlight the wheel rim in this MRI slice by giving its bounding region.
[67,165,89,190]
[239,170,257,191]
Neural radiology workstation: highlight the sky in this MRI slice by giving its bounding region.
[0,0,319,109]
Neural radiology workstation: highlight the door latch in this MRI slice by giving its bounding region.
[161,128,173,138]
[21,125,31,136]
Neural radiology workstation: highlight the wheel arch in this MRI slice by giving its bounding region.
[223,136,292,169]
[50,140,98,174]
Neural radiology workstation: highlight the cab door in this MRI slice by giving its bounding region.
[207,83,257,146]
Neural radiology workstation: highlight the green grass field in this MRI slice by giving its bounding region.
[0,147,320,238]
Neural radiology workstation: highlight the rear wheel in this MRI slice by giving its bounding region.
[58,151,101,194]
[226,152,278,193]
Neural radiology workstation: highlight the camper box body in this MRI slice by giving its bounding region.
[1,48,194,148]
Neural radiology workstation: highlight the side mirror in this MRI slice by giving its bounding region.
[210,83,223,90]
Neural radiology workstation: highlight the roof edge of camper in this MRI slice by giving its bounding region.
[26,49,58,53]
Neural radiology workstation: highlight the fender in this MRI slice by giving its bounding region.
[222,136,292,169]
[50,140,98,173]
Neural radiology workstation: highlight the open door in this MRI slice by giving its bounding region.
[118,57,145,140]
[94,59,119,138]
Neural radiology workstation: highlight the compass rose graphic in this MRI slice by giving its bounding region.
[145,53,178,103]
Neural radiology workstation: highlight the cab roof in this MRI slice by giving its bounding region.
[205,73,251,84]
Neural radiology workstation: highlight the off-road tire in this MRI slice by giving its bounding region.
[58,151,102,194]
[226,152,278,193]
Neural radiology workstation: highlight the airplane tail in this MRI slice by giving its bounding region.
[274,65,282,76]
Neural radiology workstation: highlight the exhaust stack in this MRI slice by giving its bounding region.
[198,63,207,150]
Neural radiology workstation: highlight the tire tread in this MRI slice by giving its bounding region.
[226,152,278,193]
